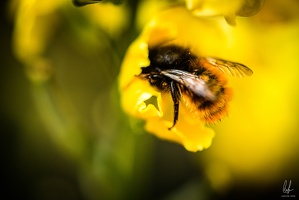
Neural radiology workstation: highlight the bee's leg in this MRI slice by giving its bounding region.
[169,81,181,130]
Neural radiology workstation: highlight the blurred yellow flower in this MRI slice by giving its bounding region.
[10,0,129,73]
[196,1,299,191]
[81,3,129,38]
[10,0,67,65]
[119,6,252,152]
[10,0,129,82]
[185,0,265,25]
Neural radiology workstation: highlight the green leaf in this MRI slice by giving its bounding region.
[237,0,265,17]
[72,0,123,7]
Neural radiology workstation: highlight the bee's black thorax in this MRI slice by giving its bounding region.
[148,45,197,70]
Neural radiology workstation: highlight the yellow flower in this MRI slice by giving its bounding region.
[81,3,129,38]
[197,2,299,191]
[135,0,175,31]
[119,6,246,152]
[10,0,129,82]
[185,0,265,25]
[11,0,67,65]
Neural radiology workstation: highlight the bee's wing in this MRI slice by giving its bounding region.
[200,57,253,77]
[161,69,216,101]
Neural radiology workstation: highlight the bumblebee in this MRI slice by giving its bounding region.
[138,45,253,130]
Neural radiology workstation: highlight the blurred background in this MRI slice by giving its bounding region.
[1,0,299,200]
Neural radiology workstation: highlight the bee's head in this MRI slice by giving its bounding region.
[140,65,161,74]
[138,66,167,89]
[139,65,161,78]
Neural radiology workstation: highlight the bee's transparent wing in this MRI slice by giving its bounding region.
[201,57,253,77]
[161,69,216,101]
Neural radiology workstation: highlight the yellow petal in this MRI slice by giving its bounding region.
[145,99,215,152]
